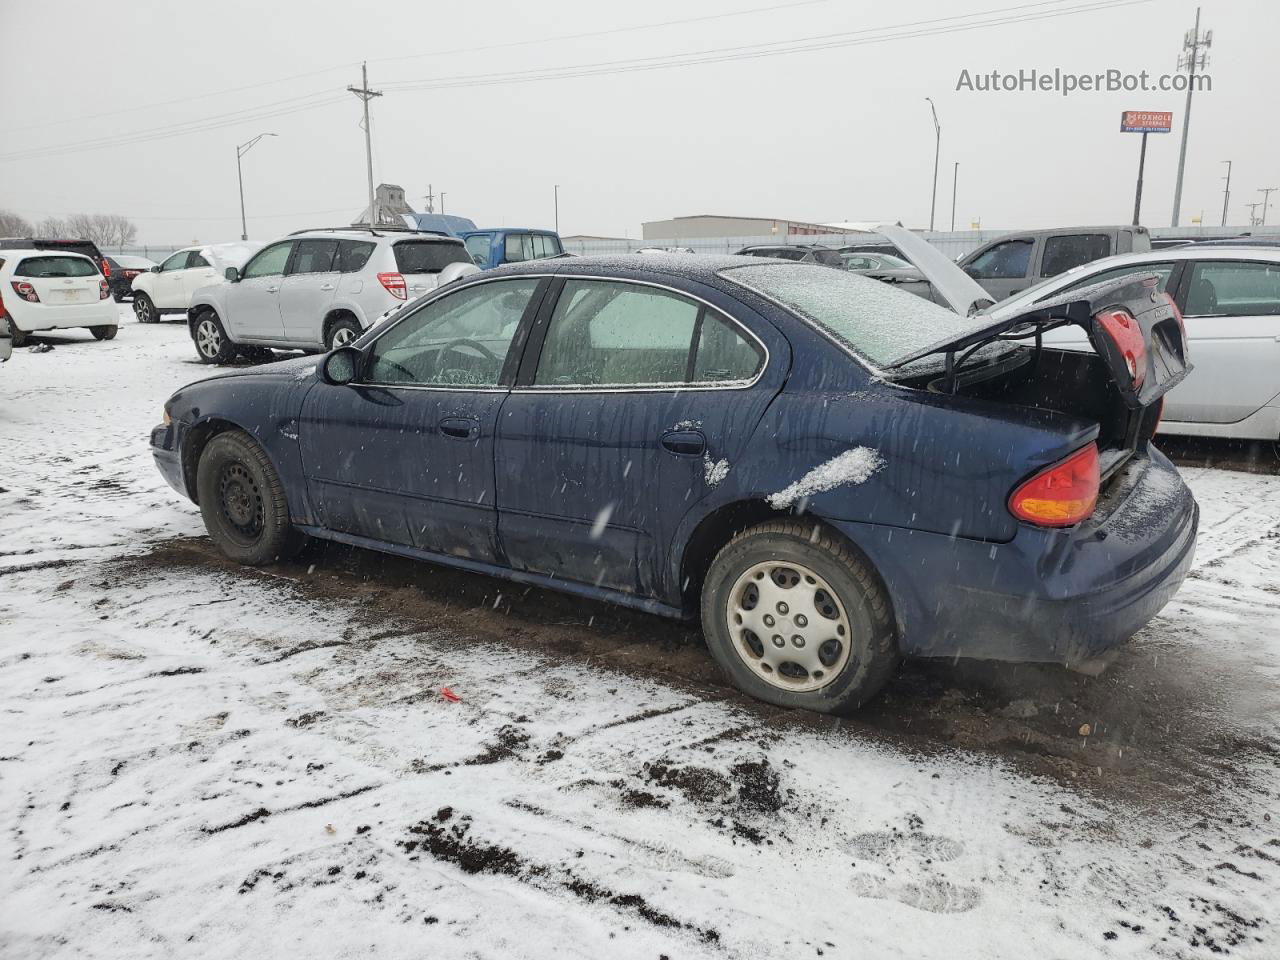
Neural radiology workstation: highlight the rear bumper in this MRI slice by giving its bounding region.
[833,448,1197,667]
[10,301,118,331]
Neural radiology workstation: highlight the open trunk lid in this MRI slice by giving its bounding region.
[886,272,1191,409]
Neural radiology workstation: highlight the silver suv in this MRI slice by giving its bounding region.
[186,228,478,363]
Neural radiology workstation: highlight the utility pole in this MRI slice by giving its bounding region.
[554,184,560,234]
[440,192,446,217]
[423,184,435,214]
[950,162,958,232]
[925,98,941,231]
[1260,187,1278,227]
[1170,7,1211,226]
[348,62,382,227]
[1219,161,1232,227]
[1244,201,1262,226]
[235,133,277,241]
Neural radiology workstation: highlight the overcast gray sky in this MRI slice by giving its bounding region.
[0,0,1271,243]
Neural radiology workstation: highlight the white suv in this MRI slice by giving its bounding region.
[186,228,478,363]
[0,249,118,346]
[131,242,262,324]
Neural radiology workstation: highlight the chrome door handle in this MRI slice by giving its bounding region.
[320,283,335,291]
[266,285,280,293]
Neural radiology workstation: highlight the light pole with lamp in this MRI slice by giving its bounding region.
[236,133,277,241]
[925,98,941,231]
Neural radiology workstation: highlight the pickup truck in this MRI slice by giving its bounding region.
[958,225,1151,301]
[460,228,565,270]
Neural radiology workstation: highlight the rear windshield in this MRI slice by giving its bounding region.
[722,262,981,367]
[393,241,472,273]
[15,255,99,278]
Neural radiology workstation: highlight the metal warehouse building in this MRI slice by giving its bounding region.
[642,215,843,243]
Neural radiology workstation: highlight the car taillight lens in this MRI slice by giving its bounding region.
[1009,443,1100,528]
[11,280,39,303]
[101,258,111,277]
[99,279,110,299]
[1095,307,1146,388]
[377,271,407,300]
[124,269,140,280]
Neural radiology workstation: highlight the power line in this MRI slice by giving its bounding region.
[1,0,1151,165]
[383,0,1154,93]
[17,0,834,135]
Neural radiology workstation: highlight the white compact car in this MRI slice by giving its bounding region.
[0,249,118,345]
[186,228,479,363]
[131,242,262,324]
[989,247,1280,441]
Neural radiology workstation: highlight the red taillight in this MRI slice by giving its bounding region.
[124,269,140,280]
[0,288,7,319]
[11,280,39,303]
[101,258,111,278]
[1095,308,1146,388]
[99,279,110,300]
[377,271,407,300]
[1009,443,1100,527]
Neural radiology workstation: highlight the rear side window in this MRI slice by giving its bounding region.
[337,240,375,273]
[289,239,338,275]
[393,241,471,273]
[723,262,975,368]
[188,252,211,268]
[1058,261,1176,297]
[531,234,562,258]
[1184,261,1280,317]
[1041,234,1111,276]
[14,255,98,277]
[809,249,842,267]
[533,280,758,387]
[967,239,1032,279]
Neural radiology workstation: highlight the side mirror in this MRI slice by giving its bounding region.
[151,265,161,273]
[224,266,239,283]
[321,346,362,385]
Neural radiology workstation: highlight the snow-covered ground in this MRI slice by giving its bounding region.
[1,313,1277,958]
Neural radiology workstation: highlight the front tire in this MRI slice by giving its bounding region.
[133,293,157,324]
[700,520,898,714]
[195,431,305,566]
[91,325,118,341]
[192,309,236,364]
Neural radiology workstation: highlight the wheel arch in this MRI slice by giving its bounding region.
[181,417,275,504]
[675,500,897,624]
[322,307,361,345]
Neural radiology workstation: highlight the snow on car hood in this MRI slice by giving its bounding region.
[198,241,265,272]
[864,224,994,316]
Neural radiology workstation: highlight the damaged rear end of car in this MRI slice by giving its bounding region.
[876,272,1198,670]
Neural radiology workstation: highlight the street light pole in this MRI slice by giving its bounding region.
[554,184,560,234]
[235,132,277,241]
[950,162,958,232]
[1220,160,1232,227]
[925,98,941,231]
[440,192,446,217]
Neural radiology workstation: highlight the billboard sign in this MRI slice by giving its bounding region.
[1121,110,1173,133]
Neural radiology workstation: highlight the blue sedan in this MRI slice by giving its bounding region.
[151,255,1197,713]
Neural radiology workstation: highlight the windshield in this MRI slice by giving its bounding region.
[722,262,989,367]
[394,241,472,273]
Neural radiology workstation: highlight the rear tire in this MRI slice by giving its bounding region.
[133,293,157,324]
[325,315,362,350]
[10,328,29,348]
[700,520,898,714]
[91,325,118,341]
[195,431,305,566]
[192,309,236,364]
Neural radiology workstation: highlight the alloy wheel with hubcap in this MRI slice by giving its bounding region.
[701,520,898,713]
[193,311,236,364]
[727,560,851,693]
[134,294,155,324]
